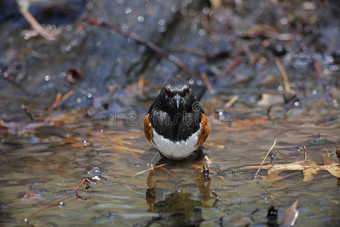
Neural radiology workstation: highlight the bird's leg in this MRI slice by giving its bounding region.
[17,3,60,40]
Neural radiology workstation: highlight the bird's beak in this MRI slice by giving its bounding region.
[175,94,180,108]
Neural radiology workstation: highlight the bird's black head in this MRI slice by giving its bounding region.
[159,78,195,113]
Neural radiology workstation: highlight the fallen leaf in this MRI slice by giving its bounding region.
[90,130,145,158]
[257,93,284,106]
[336,149,340,162]
[210,0,222,8]
[241,156,340,182]
[282,200,299,226]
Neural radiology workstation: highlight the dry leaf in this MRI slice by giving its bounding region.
[257,93,284,106]
[90,130,145,157]
[241,156,340,182]
[210,0,222,8]
[282,200,299,226]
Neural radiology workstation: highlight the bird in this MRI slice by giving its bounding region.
[144,78,209,160]
[16,0,68,40]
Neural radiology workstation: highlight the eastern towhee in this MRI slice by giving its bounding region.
[144,78,209,159]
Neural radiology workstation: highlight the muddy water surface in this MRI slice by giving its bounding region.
[1,105,339,226]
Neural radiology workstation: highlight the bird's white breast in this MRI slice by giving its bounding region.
[152,127,201,159]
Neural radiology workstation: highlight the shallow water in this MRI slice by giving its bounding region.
[1,0,340,226]
[1,105,340,226]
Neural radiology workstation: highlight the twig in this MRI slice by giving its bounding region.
[25,176,94,223]
[218,58,241,80]
[75,193,87,200]
[200,72,215,95]
[45,90,74,113]
[46,92,62,113]
[24,202,60,223]
[2,72,29,94]
[24,196,75,224]
[83,16,192,75]
[132,164,165,178]
[303,146,307,162]
[21,105,34,122]
[274,58,293,94]
[211,190,220,200]
[257,181,275,198]
[169,45,206,56]
[313,59,325,79]
[159,166,180,184]
[253,139,277,182]
[59,90,75,104]
[71,178,95,194]
[224,95,239,108]
[203,163,209,179]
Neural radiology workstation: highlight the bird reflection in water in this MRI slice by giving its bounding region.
[145,150,217,226]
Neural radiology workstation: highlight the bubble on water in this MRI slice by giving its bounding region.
[122,24,129,32]
[45,75,51,81]
[76,98,82,103]
[198,29,206,36]
[280,17,288,25]
[59,202,65,206]
[312,90,317,95]
[264,197,269,203]
[87,93,93,99]
[92,176,100,181]
[294,101,300,107]
[158,19,165,26]
[125,7,132,14]
[137,16,145,23]
[278,85,284,92]
[171,6,178,13]
[202,7,210,14]
[333,99,339,107]
[88,167,103,180]
[24,33,30,40]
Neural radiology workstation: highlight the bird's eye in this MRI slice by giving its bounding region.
[186,88,191,95]
[164,89,169,95]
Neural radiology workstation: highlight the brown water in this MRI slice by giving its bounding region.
[1,103,339,227]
